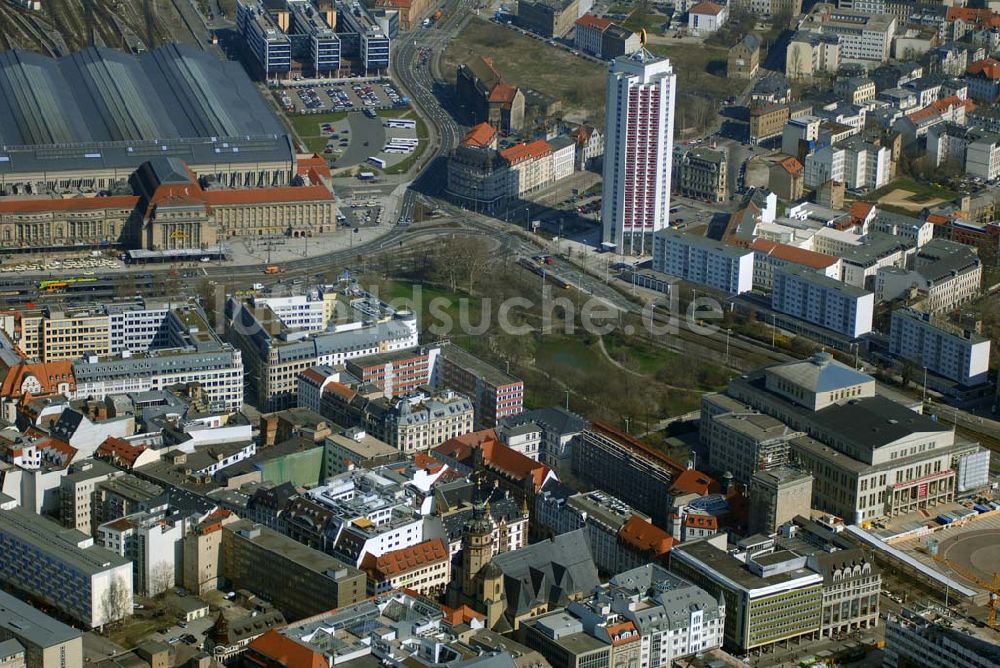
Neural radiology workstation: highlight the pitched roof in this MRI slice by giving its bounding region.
[669,469,719,497]
[750,238,840,270]
[360,538,449,578]
[500,139,552,165]
[690,1,725,15]
[618,515,674,557]
[95,437,151,468]
[246,630,324,668]
[849,201,875,222]
[489,81,520,104]
[0,195,139,214]
[576,14,612,31]
[683,514,718,530]
[0,361,75,397]
[203,185,333,206]
[967,57,1000,79]
[463,122,497,147]
[776,156,803,177]
[440,604,486,626]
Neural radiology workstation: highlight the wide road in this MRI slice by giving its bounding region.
[391,1,472,195]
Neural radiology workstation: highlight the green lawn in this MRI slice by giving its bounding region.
[622,9,667,36]
[604,332,678,376]
[287,111,348,155]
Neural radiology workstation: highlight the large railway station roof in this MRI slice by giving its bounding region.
[0,43,284,147]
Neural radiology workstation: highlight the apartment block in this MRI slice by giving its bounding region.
[436,343,523,427]
[360,538,451,596]
[0,590,83,668]
[60,459,121,535]
[889,308,991,386]
[799,6,896,64]
[221,520,366,621]
[345,346,439,399]
[523,564,723,668]
[670,535,822,652]
[0,506,133,628]
[884,610,1000,668]
[876,240,982,313]
[773,266,874,338]
[653,228,754,295]
[572,422,690,527]
[964,132,1000,181]
[226,287,418,410]
[673,147,728,203]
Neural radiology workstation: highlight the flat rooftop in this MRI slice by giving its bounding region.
[0,506,130,575]
[0,589,81,648]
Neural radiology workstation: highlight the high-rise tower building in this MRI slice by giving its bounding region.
[601,49,677,255]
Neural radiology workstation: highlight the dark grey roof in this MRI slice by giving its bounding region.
[806,395,948,449]
[492,529,599,618]
[0,45,282,145]
[0,590,81,648]
[500,406,585,436]
[0,44,293,176]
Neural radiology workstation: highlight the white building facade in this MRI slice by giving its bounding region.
[602,50,676,255]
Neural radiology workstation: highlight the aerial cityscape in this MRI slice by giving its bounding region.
[0,1,999,667]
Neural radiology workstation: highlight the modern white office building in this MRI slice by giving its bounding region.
[889,308,991,385]
[601,49,676,255]
[772,266,874,338]
[652,228,754,295]
[0,507,133,629]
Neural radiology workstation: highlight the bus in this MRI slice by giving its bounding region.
[383,146,411,154]
[385,138,418,146]
[358,171,376,180]
[384,119,416,129]
[367,156,386,169]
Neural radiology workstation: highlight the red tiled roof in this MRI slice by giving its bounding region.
[462,122,497,147]
[500,139,552,165]
[777,156,803,177]
[0,195,138,214]
[849,201,875,221]
[618,516,674,556]
[299,368,329,385]
[750,238,840,270]
[323,381,357,402]
[434,431,552,492]
[412,452,444,473]
[946,7,1000,27]
[967,57,1000,79]
[203,185,333,206]
[576,14,612,31]
[906,105,938,124]
[361,538,449,578]
[0,361,75,397]
[246,631,324,668]
[690,1,725,15]
[95,437,150,467]
[441,604,486,626]
[607,621,640,646]
[489,81,520,104]
[683,514,718,530]
[669,468,719,497]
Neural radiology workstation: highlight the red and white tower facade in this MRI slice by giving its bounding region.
[601,50,676,256]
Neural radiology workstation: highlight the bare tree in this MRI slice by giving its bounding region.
[100,575,131,628]
[148,561,175,597]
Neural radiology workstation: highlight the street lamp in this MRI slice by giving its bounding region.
[725,328,732,370]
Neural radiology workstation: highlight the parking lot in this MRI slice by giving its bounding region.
[277,80,408,114]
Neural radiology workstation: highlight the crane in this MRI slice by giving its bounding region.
[934,555,1000,627]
